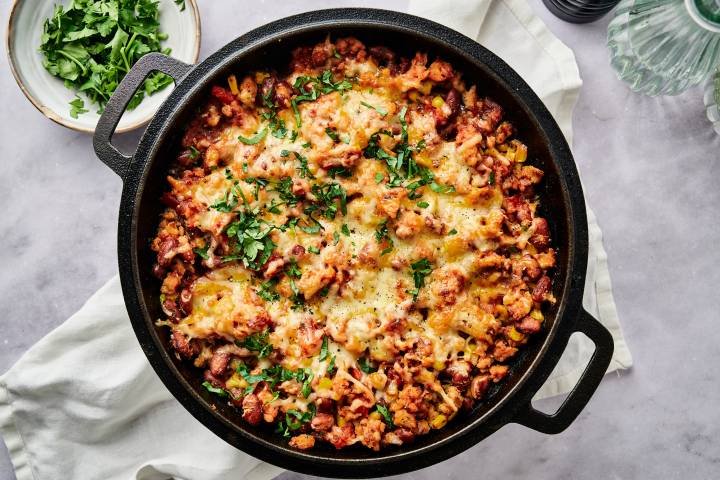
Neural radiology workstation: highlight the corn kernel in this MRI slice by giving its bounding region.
[431,96,445,108]
[228,74,239,95]
[255,71,269,83]
[430,414,448,429]
[530,309,544,322]
[225,373,248,390]
[508,326,525,342]
[369,411,382,421]
[433,360,446,371]
[368,372,387,390]
[513,140,528,162]
[318,377,333,390]
[337,416,347,427]
[419,81,433,95]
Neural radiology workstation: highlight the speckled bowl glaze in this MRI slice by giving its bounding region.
[704,68,720,135]
[5,0,201,133]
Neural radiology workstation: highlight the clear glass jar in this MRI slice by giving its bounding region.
[607,0,720,96]
[703,66,720,134]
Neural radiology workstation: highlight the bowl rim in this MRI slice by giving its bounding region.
[4,0,202,134]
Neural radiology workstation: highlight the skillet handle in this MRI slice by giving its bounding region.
[93,53,192,179]
[513,310,614,434]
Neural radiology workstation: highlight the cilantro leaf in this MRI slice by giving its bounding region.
[238,128,268,145]
[202,381,228,397]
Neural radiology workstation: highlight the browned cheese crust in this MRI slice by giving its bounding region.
[151,37,556,451]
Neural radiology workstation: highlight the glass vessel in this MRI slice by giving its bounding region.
[703,66,720,134]
[607,0,720,96]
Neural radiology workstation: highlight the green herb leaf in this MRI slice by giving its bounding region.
[416,201,429,208]
[202,381,228,397]
[375,404,394,428]
[69,96,88,118]
[238,330,273,358]
[238,128,268,145]
[488,171,495,185]
[325,127,341,142]
[257,279,280,302]
[448,228,458,236]
[374,172,384,184]
[193,244,209,259]
[358,356,377,374]
[408,258,432,300]
[360,101,388,116]
[308,246,321,254]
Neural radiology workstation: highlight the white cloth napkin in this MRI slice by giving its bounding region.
[0,1,633,479]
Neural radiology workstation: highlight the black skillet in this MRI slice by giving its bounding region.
[93,8,614,478]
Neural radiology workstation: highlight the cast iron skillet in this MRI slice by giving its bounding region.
[93,9,614,478]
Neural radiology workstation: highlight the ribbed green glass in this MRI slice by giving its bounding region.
[607,0,720,96]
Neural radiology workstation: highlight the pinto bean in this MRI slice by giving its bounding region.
[395,428,415,443]
[157,237,179,267]
[532,275,552,302]
[242,394,263,425]
[469,374,491,400]
[211,85,235,104]
[209,349,231,376]
[518,316,542,334]
[369,46,395,64]
[316,398,335,413]
[531,217,551,250]
[171,330,197,358]
[446,89,461,117]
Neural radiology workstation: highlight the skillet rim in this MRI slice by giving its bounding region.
[116,8,589,477]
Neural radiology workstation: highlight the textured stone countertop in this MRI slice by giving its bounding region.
[1,0,719,478]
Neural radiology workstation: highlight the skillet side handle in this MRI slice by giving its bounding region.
[513,310,614,434]
[93,53,192,180]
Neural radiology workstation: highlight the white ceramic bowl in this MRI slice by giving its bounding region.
[704,68,720,136]
[6,0,200,133]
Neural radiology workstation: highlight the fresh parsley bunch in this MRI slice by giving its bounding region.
[39,0,178,118]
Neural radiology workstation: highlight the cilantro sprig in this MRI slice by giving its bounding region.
[407,258,433,300]
[39,0,181,117]
[291,70,354,127]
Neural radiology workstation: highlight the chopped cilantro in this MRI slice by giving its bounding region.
[238,128,268,145]
[193,244,209,260]
[308,246,321,254]
[69,97,88,119]
[285,258,302,278]
[416,201,429,208]
[448,228,458,236]
[408,258,433,300]
[358,356,377,373]
[257,279,280,302]
[238,330,273,358]
[360,101,388,116]
[375,172,384,184]
[39,0,180,117]
[375,404,394,428]
[375,219,394,255]
[488,171,495,185]
[202,381,228,397]
[325,127,341,142]
[341,224,351,236]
